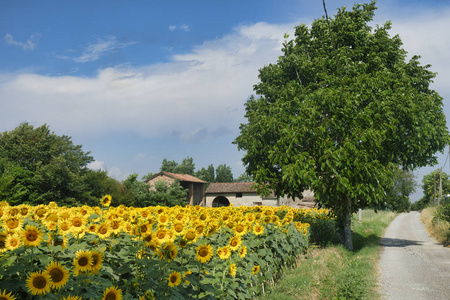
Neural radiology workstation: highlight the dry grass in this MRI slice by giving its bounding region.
[420,207,450,246]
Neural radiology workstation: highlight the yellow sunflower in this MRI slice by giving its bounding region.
[230,263,237,277]
[239,245,247,258]
[178,239,188,248]
[0,232,7,253]
[96,221,112,239]
[217,246,232,260]
[167,271,182,287]
[252,223,265,235]
[0,289,17,300]
[73,250,93,275]
[26,271,51,295]
[234,222,248,236]
[5,234,21,251]
[251,265,260,275]
[44,261,70,289]
[22,225,44,247]
[228,236,242,251]
[183,229,197,242]
[3,217,22,233]
[61,296,82,300]
[101,195,112,207]
[102,286,123,300]
[195,243,213,263]
[172,222,185,236]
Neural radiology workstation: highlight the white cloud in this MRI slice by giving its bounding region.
[87,160,107,171]
[180,24,190,32]
[1,8,449,150]
[87,160,128,180]
[59,36,135,63]
[169,24,190,32]
[0,22,295,143]
[4,33,36,50]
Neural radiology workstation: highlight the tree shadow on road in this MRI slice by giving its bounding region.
[352,232,421,251]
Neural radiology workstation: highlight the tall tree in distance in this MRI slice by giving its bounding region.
[215,164,233,182]
[234,1,448,250]
[0,123,94,206]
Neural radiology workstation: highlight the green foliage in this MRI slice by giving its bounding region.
[416,169,450,211]
[0,123,94,206]
[234,1,449,249]
[122,173,187,207]
[435,202,450,223]
[235,173,254,182]
[195,164,215,182]
[384,168,415,212]
[160,157,195,175]
[215,164,233,182]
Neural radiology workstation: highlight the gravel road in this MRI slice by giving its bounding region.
[378,211,450,299]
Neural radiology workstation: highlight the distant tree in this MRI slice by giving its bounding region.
[0,123,94,206]
[147,180,187,207]
[385,168,415,212]
[215,164,233,182]
[195,164,215,182]
[160,159,178,173]
[234,2,449,250]
[176,157,195,175]
[234,173,253,182]
[412,170,450,211]
[82,169,132,207]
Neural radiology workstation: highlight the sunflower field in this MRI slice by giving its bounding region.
[0,197,334,300]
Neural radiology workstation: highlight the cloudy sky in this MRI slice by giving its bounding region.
[1,0,449,201]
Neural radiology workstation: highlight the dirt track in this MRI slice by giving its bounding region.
[378,211,450,299]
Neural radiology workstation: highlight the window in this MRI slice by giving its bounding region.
[253,202,262,206]
[236,193,243,198]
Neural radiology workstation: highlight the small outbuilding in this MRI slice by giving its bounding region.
[204,182,316,208]
[145,172,207,206]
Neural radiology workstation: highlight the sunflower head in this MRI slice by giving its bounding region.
[26,271,51,295]
[239,245,247,258]
[73,250,93,276]
[5,234,21,251]
[89,250,104,273]
[102,285,123,300]
[167,271,182,287]
[101,195,112,207]
[195,244,213,263]
[230,263,237,277]
[22,225,44,247]
[0,289,17,300]
[251,265,260,275]
[44,261,70,289]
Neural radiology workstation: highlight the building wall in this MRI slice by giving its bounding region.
[205,193,278,207]
[205,189,316,208]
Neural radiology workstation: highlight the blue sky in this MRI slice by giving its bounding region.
[1,0,450,202]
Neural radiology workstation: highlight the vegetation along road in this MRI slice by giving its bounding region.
[378,211,450,299]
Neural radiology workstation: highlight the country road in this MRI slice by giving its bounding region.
[378,211,450,299]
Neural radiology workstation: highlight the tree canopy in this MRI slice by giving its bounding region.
[0,123,95,206]
[234,1,448,249]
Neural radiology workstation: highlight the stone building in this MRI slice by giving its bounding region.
[145,172,207,206]
[204,182,315,208]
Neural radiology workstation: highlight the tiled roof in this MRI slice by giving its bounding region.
[205,182,257,193]
[146,172,207,184]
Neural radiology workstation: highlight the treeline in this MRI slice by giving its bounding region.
[0,123,250,208]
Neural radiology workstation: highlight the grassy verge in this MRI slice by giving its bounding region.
[420,206,450,246]
[257,210,398,300]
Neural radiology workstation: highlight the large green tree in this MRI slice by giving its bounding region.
[234,1,448,249]
[0,123,94,206]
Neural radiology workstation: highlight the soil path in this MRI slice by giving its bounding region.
[378,211,450,299]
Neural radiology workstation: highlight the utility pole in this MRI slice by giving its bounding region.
[438,168,442,206]
[434,172,437,205]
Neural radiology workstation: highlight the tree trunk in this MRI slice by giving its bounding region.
[343,194,354,251]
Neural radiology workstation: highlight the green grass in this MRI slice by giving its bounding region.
[257,210,398,300]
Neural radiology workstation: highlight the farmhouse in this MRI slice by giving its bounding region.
[205,182,316,208]
[145,172,207,206]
